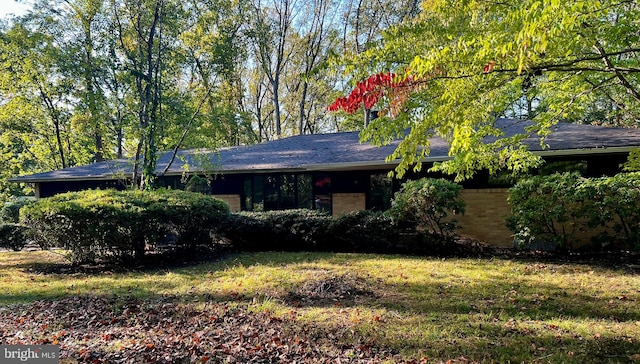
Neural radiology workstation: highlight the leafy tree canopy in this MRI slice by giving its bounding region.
[331,0,640,180]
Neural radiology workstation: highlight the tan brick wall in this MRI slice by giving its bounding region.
[457,189,616,249]
[213,194,241,212]
[456,188,514,248]
[332,193,366,215]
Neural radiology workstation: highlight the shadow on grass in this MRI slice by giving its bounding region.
[2,275,639,364]
[3,250,639,321]
[373,280,640,322]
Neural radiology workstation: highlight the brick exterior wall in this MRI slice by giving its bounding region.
[332,193,366,215]
[456,188,514,248]
[213,194,241,212]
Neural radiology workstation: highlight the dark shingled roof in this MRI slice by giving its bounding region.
[10,118,640,183]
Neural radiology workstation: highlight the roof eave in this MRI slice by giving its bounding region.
[8,175,133,184]
[533,146,636,157]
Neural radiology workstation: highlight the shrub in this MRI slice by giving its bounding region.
[0,198,35,223]
[218,209,330,251]
[185,175,210,194]
[507,172,585,250]
[326,210,437,254]
[218,209,454,256]
[21,189,230,264]
[387,178,465,244]
[326,211,395,252]
[578,173,640,250]
[145,189,230,251]
[0,223,28,251]
[508,172,640,251]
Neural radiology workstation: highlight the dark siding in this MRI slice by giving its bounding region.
[329,171,370,193]
[38,180,128,198]
[211,174,244,195]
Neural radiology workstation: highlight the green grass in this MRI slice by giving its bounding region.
[1,250,639,363]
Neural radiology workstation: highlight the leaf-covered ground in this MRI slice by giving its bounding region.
[1,250,639,363]
[0,295,404,363]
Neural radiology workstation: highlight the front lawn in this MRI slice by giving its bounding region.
[0,251,638,363]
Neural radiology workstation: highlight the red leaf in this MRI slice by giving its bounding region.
[483,61,495,73]
[328,72,398,114]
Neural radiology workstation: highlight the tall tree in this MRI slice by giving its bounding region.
[179,0,252,147]
[111,0,172,189]
[247,0,299,138]
[291,0,337,134]
[331,0,640,180]
[0,22,78,170]
[51,0,111,162]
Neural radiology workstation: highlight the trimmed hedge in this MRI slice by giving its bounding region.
[216,179,468,255]
[21,189,230,264]
[508,172,640,251]
[327,210,432,254]
[0,223,28,251]
[218,209,331,251]
[218,209,456,255]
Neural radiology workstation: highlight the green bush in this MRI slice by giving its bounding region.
[508,172,640,251]
[577,173,640,249]
[387,178,465,244]
[218,209,330,251]
[185,175,210,194]
[0,223,28,251]
[507,172,585,250]
[0,198,35,223]
[326,210,437,254]
[20,189,230,264]
[218,209,453,255]
[326,211,395,252]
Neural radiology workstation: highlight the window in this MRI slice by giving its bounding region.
[369,173,392,211]
[243,174,313,211]
[313,174,332,213]
[297,174,313,209]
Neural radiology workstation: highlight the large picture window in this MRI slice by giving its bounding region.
[243,173,313,211]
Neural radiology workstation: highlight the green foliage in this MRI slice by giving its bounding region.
[338,0,640,180]
[218,209,451,255]
[623,148,640,172]
[388,178,465,244]
[507,172,585,250]
[577,173,640,250]
[508,172,640,251]
[218,179,467,255]
[326,210,442,254]
[0,198,34,223]
[0,0,252,194]
[326,211,397,252]
[0,224,28,251]
[184,175,210,194]
[218,209,331,251]
[20,189,230,264]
